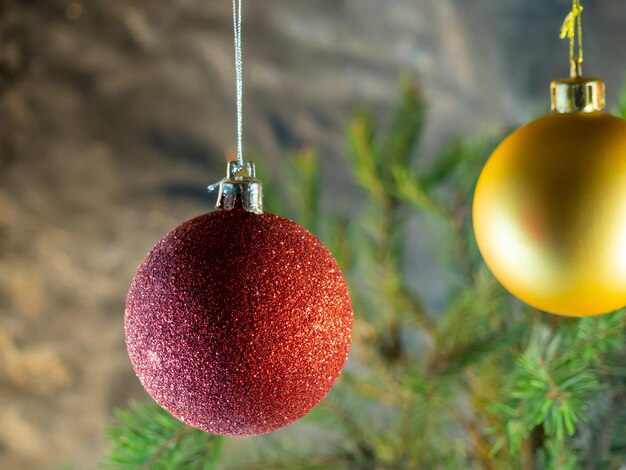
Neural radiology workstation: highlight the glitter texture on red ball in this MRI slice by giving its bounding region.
[125,209,353,436]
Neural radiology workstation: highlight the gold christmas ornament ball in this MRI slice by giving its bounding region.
[473,81,626,317]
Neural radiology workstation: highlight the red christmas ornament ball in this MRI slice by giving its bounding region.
[125,209,353,436]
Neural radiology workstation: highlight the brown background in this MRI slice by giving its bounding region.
[1,0,626,468]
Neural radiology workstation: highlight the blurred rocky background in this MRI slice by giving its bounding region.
[1,0,626,468]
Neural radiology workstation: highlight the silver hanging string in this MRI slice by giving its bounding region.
[233,0,244,167]
[209,0,263,213]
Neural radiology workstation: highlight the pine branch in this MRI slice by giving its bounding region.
[490,325,607,455]
[538,439,580,470]
[102,401,224,470]
[230,457,352,470]
[103,78,626,469]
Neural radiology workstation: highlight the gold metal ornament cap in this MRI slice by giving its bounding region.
[550,76,605,113]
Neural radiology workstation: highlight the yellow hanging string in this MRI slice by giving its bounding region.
[560,0,584,77]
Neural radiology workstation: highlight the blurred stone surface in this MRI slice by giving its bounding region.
[1,0,626,468]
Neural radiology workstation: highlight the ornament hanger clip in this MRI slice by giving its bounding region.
[214,161,263,214]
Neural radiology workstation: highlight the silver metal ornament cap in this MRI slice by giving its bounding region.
[550,76,606,113]
[213,161,263,214]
